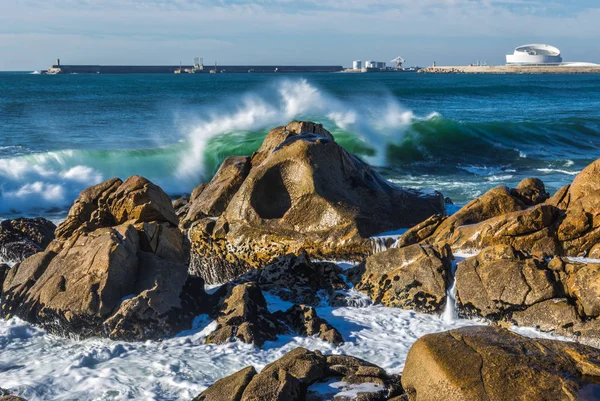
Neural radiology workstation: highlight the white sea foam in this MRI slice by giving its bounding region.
[536,168,580,176]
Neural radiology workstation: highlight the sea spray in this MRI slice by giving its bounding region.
[0,79,432,218]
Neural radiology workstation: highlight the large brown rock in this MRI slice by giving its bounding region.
[401,326,600,401]
[0,217,56,263]
[446,203,561,256]
[1,176,206,340]
[188,121,444,284]
[454,247,600,342]
[455,245,557,320]
[182,156,251,228]
[568,158,600,203]
[194,348,403,401]
[349,244,452,313]
[558,189,600,256]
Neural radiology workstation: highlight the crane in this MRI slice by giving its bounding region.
[391,56,405,69]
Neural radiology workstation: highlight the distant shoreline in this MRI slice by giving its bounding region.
[419,65,600,74]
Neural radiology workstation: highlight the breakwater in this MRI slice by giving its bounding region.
[44,64,344,74]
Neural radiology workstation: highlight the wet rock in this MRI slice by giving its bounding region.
[275,305,344,345]
[194,348,404,401]
[182,156,251,228]
[455,245,557,320]
[251,252,348,306]
[0,217,56,263]
[509,177,549,206]
[192,366,257,401]
[401,326,600,401]
[207,282,343,346]
[1,176,206,340]
[349,244,452,313]
[188,121,444,284]
[206,283,281,347]
[0,264,9,291]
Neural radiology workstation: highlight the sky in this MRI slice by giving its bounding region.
[1,0,600,70]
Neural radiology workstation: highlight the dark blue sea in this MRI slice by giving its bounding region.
[1,71,599,220]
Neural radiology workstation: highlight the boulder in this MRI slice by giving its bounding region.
[446,204,561,256]
[182,156,251,228]
[421,185,527,244]
[349,244,452,313]
[207,282,344,346]
[187,121,444,284]
[0,217,56,263]
[401,326,600,401]
[455,245,557,320]
[454,247,600,341]
[562,259,600,319]
[567,158,600,203]
[509,177,549,206]
[194,348,403,401]
[1,176,206,340]
[274,305,344,345]
[206,283,281,347]
[558,189,600,256]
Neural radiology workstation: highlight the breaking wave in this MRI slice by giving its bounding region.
[0,78,597,217]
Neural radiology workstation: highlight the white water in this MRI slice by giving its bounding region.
[0,79,437,218]
[442,251,477,324]
[0,288,477,401]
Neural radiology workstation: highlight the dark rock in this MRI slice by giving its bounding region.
[206,283,281,347]
[349,244,452,313]
[0,217,56,263]
[401,326,600,401]
[253,252,348,306]
[207,282,343,346]
[275,305,344,345]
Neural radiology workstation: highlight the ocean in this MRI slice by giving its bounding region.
[0,71,598,400]
[2,72,599,221]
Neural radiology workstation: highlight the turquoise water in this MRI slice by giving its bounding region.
[1,72,599,219]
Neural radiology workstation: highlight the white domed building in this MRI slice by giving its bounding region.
[506,44,563,65]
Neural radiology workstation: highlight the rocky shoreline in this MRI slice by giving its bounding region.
[1,121,600,400]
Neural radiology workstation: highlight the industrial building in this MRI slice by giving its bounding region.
[506,44,563,65]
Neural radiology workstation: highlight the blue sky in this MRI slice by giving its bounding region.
[2,0,600,70]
